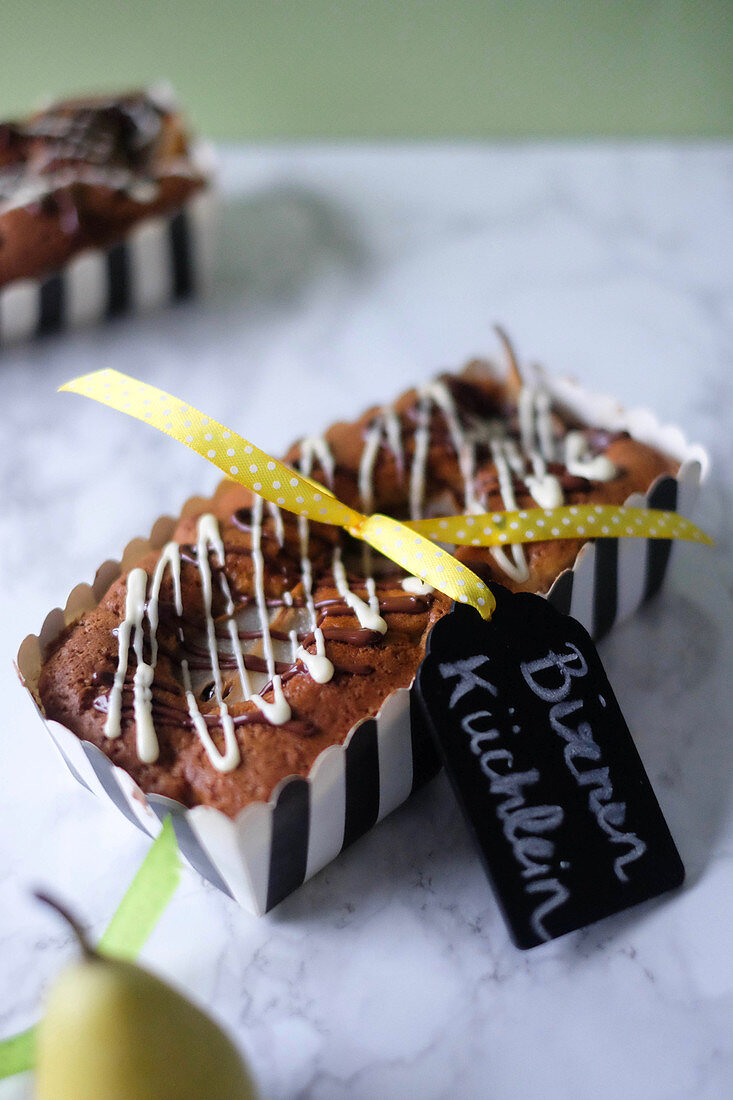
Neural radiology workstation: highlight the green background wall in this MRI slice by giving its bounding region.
[3,1,732,138]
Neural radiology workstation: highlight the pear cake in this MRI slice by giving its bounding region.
[0,87,207,289]
[38,351,678,817]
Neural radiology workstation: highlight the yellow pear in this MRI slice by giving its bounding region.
[34,894,257,1100]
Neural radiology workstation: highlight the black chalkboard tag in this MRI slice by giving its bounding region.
[417,585,684,949]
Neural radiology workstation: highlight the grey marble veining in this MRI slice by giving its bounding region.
[1,144,732,1100]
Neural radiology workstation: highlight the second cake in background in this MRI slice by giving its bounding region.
[0,85,213,341]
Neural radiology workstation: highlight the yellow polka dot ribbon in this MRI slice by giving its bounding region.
[60,370,496,618]
[406,505,712,547]
[61,370,711,620]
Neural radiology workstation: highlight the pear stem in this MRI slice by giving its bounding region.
[494,324,524,391]
[34,891,97,959]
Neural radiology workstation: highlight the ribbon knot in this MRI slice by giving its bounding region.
[347,516,367,539]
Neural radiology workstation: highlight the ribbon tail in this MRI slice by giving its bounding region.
[404,506,713,548]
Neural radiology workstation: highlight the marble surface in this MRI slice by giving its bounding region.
[1,144,732,1099]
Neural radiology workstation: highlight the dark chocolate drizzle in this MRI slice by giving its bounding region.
[98,527,431,744]
[99,372,624,759]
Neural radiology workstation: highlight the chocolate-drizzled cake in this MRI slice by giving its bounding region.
[0,87,206,287]
[39,350,678,817]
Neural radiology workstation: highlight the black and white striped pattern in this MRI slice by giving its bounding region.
[39,686,418,916]
[546,472,698,640]
[0,192,212,345]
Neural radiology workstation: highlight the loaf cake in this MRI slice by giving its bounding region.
[38,347,678,818]
[0,87,207,289]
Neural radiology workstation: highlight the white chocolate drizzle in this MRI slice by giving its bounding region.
[359,405,404,514]
[299,435,336,489]
[248,498,292,724]
[332,549,388,634]
[135,542,183,763]
[401,577,435,595]
[409,392,432,521]
[105,567,153,756]
[104,358,618,774]
[359,422,385,515]
[105,545,185,763]
[358,405,404,581]
[103,507,300,774]
[267,501,285,547]
[489,439,532,583]
[402,372,617,585]
[296,441,336,684]
[564,430,617,481]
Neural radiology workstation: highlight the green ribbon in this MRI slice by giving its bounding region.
[0,817,181,1080]
[0,1029,35,1082]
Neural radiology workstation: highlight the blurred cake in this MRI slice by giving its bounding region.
[0,86,212,339]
